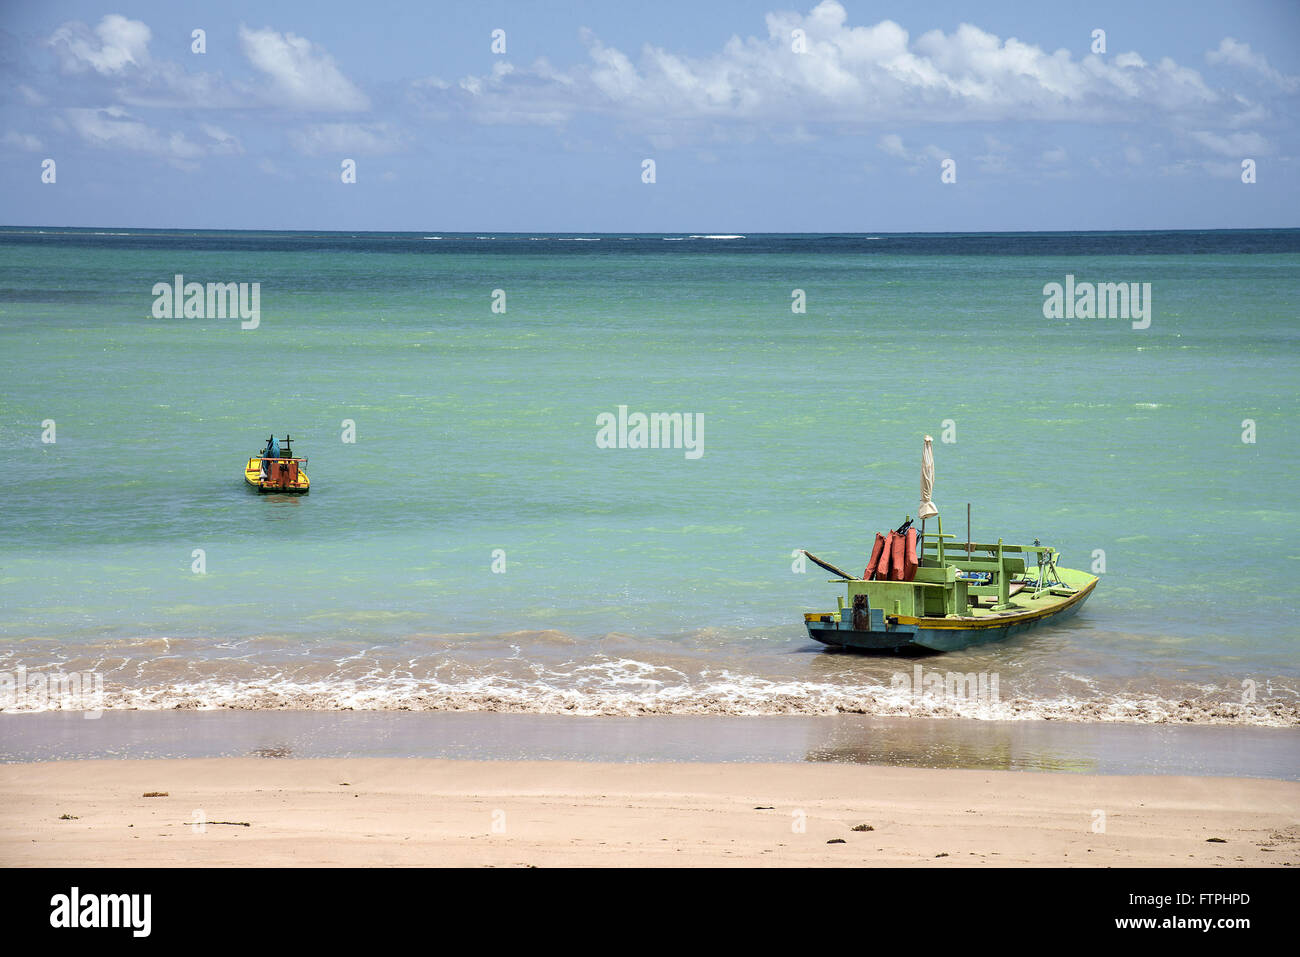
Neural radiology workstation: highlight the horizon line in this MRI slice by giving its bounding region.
[3,224,1298,235]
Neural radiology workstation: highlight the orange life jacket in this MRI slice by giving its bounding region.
[865,533,886,580]
[876,531,897,580]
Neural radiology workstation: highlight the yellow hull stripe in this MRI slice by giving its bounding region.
[243,456,310,491]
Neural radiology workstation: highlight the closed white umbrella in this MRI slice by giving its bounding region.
[918,435,938,519]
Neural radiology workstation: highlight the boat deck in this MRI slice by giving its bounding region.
[902,566,1096,629]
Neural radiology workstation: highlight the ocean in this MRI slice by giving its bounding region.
[1,228,1297,725]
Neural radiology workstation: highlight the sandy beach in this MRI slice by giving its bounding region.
[2,757,1296,867]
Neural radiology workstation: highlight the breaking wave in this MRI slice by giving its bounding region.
[6,662,1296,726]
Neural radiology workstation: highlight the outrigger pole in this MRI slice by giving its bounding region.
[801,550,858,581]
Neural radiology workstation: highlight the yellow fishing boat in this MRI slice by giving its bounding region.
[244,434,310,494]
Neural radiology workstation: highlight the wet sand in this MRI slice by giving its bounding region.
[3,710,1297,779]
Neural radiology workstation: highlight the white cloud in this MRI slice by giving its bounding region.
[45,15,241,110]
[1188,129,1268,157]
[200,124,244,154]
[443,0,1227,133]
[118,65,247,110]
[64,106,205,166]
[973,134,1013,173]
[1206,38,1299,93]
[28,4,1293,185]
[44,17,367,113]
[239,25,369,111]
[288,122,403,155]
[18,84,48,107]
[877,133,948,170]
[49,14,151,74]
[1160,158,1246,179]
[2,131,44,152]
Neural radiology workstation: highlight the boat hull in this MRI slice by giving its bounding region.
[243,456,310,494]
[805,574,1096,653]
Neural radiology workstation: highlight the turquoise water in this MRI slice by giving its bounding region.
[1,228,1297,722]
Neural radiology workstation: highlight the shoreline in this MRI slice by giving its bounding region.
[6,679,1295,727]
[2,757,1296,867]
[3,710,1297,780]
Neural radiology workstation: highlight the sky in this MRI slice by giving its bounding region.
[1,0,1297,231]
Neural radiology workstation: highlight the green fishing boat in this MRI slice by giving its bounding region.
[800,437,1097,653]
